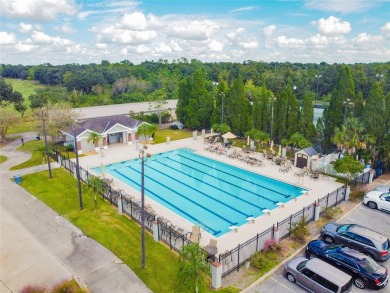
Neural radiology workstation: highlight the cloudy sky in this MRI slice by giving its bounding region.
[1,0,390,65]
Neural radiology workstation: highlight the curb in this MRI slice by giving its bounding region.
[240,201,363,293]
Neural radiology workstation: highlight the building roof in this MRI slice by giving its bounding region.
[301,146,319,156]
[63,115,142,137]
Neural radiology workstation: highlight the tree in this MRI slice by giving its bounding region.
[87,131,102,149]
[0,77,23,107]
[148,88,168,128]
[87,176,107,208]
[229,76,251,137]
[137,123,158,141]
[289,132,311,149]
[299,93,316,142]
[286,86,300,138]
[178,243,210,293]
[211,123,230,134]
[0,108,18,141]
[333,155,364,183]
[13,95,27,117]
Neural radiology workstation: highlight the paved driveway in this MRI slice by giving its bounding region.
[245,204,390,293]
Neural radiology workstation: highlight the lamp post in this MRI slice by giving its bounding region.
[315,74,321,100]
[220,92,225,124]
[139,145,151,269]
[73,127,83,210]
[343,99,353,123]
[41,108,52,179]
[376,73,384,82]
[270,95,276,142]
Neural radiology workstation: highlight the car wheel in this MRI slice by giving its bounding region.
[286,273,296,283]
[367,201,377,209]
[308,253,317,259]
[354,277,367,289]
[323,235,334,243]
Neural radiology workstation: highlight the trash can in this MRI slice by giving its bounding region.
[14,175,22,184]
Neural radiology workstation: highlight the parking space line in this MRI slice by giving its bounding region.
[359,206,389,216]
[270,277,296,292]
[345,217,360,223]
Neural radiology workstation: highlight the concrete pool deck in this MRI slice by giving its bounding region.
[77,136,344,255]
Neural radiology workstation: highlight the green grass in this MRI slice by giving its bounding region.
[0,155,7,163]
[9,140,54,170]
[153,129,193,144]
[20,168,239,293]
[5,78,44,103]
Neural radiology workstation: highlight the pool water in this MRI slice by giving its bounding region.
[93,148,307,237]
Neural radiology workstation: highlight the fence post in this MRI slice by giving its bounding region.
[117,192,123,215]
[211,261,222,289]
[326,193,329,209]
[152,220,159,241]
[314,200,320,221]
[237,244,240,272]
[256,233,259,251]
[302,207,305,220]
[288,215,292,237]
[274,225,280,245]
[110,186,113,205]
[345,185,350,201]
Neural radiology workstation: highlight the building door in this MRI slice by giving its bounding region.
[296,153,308,168]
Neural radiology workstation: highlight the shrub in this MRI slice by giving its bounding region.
[250,250,278,271]
[263,238,280,252]
[51,279,87,293]
[20,285,46,293]
[349,190,365,202]
[290,217,310,242]
[322,206,342,220]
[65,144,74,152]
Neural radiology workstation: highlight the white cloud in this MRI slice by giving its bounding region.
[54,23,76,34]
[314,16,351,37]
[263,25,276,38]
[381,22,390,37]
[352,33,382,46]
[229,6,257,13]
[307,34,329,48]
[0,0,78,21]
[239,40,258,49]
[154,43,172,54]
[0,32,17,45]
[226,28,246,41]
[96,43,107,50]
[275,36,305,48]
[209,40,224,51]
[165,19,220,40]
[118,12,160,30]
[19,23,33,33]
[304,0,376,13]
[15,43,35,52]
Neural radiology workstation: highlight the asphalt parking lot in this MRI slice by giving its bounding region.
[246,203,390,293]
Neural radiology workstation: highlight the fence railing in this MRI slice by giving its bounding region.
[51,151,355,278]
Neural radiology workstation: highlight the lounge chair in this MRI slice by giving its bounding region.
[204,239,218,261]
[188,225,201,243]
[310,171,320,180]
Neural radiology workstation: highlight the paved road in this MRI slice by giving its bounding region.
[245,204,390,293]
[0,133,151,293]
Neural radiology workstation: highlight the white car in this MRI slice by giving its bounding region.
[364,190,390,213]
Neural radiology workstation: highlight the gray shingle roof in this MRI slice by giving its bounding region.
[302,147,319,156]
[64,115,142,136]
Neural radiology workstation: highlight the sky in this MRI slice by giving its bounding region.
[1,0,390,65]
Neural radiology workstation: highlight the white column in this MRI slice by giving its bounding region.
[211,261,222,289]
[314,202,320,221]
[117,193,123,215]
[152,221,159,241]
[274,226,280,245]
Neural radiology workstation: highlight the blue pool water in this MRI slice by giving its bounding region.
[93,148,307,237]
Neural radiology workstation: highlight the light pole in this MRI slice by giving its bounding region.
[73,127,83,210]
[220,92,225,124]
[315,74,322,100]
[376,73,383,82]
[270,95,276,142]
[41,108,52,179]
[139,145,151,269]
[343,99,353,123]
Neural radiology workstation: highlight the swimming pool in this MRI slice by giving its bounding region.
[93,148,307,237]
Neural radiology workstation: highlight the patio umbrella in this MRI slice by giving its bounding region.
[100,163,105,178]
[222,132,236,139]
[278,145,282,157]
[270,140,274,151]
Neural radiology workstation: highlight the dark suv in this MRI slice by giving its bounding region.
[320,223,390,262]
[306,240,389,289]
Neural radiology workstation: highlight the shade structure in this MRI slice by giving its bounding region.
[222,132,236,139]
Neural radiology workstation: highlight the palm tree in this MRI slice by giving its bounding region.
[87,175,107,207]
[178,243,210,293]
[87,131,102,151]
[137,123,159,143]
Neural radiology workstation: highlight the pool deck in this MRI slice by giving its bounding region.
[77,136,343,255]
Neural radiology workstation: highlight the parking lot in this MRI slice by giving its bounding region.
[246,203,390,293]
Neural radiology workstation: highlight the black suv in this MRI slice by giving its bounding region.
[306,240,389,289]
[320,223,390,262]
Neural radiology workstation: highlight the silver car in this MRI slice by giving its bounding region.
[284,256,352,293]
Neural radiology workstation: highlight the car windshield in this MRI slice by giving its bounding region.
[336,224,352,233]
[324,244,342,253]
[297,260,308,271]
[359,258,379,274]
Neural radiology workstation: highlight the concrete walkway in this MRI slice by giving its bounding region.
[0,133,151,293]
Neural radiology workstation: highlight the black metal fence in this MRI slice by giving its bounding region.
[352,169,372,187]
[218,185,347,277]
[51,152,355,278]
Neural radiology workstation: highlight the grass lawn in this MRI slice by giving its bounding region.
[20,168,239,293]
[0,155,7,164]
[5,78,44,104]
[9,140,54,170]
[153,129,193,144]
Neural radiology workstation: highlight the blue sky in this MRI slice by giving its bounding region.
[1,0,389,65]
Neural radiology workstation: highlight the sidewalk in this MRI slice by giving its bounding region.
[0,133,151,293]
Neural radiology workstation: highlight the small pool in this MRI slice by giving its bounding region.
[93,148,307,237]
